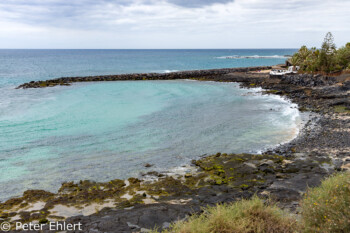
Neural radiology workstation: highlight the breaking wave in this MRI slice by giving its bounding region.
[161,70,179,73]
[216,55,291,59]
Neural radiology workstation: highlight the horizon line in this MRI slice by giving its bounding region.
[0,48,299,50]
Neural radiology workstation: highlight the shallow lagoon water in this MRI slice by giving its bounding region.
[0,80,301,201]
[0,49,300,201]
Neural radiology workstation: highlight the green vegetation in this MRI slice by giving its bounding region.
[333,105,350,114]
[291,32,350,73]
[152,172,350,233]
[153,196,297,233]
[301,172,350,233]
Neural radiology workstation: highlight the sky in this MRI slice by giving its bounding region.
[0,0,349,49]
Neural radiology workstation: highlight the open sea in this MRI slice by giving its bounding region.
[0,49,299,201]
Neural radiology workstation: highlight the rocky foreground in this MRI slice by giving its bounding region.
[2,68,350,232]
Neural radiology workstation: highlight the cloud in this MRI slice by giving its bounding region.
[0,0,349,48]
[166,0,234,8]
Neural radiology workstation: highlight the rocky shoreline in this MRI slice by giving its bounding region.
[15,66,270,89]
[2,68,350,232]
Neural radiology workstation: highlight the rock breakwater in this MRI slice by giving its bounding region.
[16,67,270,89]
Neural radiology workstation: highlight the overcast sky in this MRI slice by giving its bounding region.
[0,0,349,49]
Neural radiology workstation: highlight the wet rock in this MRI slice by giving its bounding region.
[144,171,164,177]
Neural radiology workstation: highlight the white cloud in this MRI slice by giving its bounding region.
[0,0,349,48]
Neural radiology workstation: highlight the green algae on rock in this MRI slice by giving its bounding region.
[0,152,288,224]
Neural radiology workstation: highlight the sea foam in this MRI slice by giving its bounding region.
[215,55,290,59]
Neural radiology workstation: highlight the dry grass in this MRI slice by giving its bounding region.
[301,172,350,233]
[151,196,298,233]
[151,173,350,233]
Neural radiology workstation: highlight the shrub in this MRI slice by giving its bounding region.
[152,196,297,233]
[291,32,350,73]
[335,46,350,70]
[301,172,350,233]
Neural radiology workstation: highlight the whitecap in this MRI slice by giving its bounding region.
[215,55,290,59]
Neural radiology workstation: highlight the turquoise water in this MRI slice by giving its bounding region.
[0,49,299,201]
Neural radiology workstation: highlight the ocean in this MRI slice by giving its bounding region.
[0,49,299,200]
